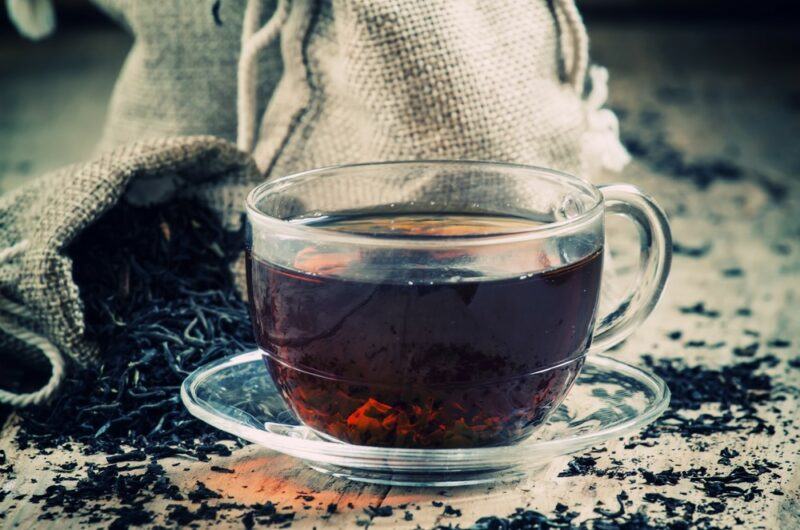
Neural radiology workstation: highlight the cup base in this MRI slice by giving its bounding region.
[306,461,534,487]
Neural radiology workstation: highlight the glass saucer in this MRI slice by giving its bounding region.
[181,351,669,487]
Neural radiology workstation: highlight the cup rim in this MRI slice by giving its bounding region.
[245,160,604,248]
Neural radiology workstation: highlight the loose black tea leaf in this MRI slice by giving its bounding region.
[643,492,696,519]
[721,268,744,278]
[679,303,720,318]
[673,242,712,258]
[593,492,627,518]
[106,450,147,464]
[188,482,222,502]
[559,455,598,477]
[364,505,394,517]
[640,469,681,486]
[442,505,462,517]
[470,508,576,530]
[732,343,759,358]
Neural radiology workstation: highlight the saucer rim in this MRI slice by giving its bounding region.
[180,350,670,462]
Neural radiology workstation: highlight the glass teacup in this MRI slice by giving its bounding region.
[245,161,671,449]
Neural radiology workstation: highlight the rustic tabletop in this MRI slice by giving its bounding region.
[1,19,799,530]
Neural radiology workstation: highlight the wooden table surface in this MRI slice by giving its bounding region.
[1,20,799,529]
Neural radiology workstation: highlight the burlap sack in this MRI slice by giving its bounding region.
[0,136,258,407]
[7,0,282,148]
[248,0,629,178]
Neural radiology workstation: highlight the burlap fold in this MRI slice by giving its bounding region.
[0,136,259,406]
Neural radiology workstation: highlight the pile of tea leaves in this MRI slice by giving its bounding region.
[4,199,292,526]
[455,493,725,530]
[15,199,254,457]
[632,353,781,443]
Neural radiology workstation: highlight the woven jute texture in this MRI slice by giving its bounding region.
[251,0,626,179]
[0,137,259,405]
[91,0,283,150]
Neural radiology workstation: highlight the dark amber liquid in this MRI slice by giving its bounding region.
[247,214,603,448]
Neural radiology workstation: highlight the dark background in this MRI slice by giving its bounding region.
[2,0,799,27]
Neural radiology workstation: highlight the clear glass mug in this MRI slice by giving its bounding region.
[245,161,671,449]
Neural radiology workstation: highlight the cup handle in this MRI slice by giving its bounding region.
[588,184,673,354]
